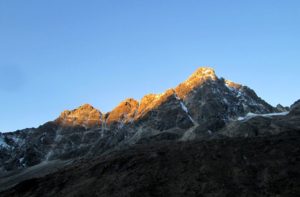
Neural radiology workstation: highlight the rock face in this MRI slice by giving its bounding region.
[218,100,300,138]
[0,67,282,173]
[175,67,218,99]
[174,68,275,132]
[0,123,58,171]
[130,89,195,143]
[276,104,290,112]
[106,98,139,127]
[290,99,300,116]
[55,104,103,128]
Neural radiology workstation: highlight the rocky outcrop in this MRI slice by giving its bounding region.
[174,67,218,99]
[134,89,194,131]
[55,104,102,128]
[219,101,300,138]
[290,99,300,116]
[174,68,275,132]
[276,104,290,112]
[0,123,58,171]
[106,98,139,127]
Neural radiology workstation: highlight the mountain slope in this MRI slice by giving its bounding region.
[2,130,299,197]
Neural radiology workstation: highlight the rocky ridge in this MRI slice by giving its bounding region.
[0,67,288,174]
[54,67,277,130]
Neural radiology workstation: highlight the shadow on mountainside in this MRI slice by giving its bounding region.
[1,129,300,197]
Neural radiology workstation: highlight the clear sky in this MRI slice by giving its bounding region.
[0,0,299,132]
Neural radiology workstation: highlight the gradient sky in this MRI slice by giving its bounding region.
[0,0,300,132]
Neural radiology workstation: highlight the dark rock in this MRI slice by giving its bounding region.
[290,99,300,116]
[276,104,290,112]
[2,133,300,197]
[220,107,300,138]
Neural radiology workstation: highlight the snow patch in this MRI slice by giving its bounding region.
[237,117,245,121]
[238,112,289,121]
[237,91,242,97]
[179,101,197,125]
[19,157,26,167]
[180,102,189,113]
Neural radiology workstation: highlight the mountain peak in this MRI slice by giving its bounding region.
[175,67,218,98]
[55,104,102,128]
[190,67,216,79]
[106,98,139,125]
[77,103,96,110]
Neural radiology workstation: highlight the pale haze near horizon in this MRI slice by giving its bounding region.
[0,0,300,132]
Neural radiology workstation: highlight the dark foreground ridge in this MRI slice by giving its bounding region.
[2,130,300,197]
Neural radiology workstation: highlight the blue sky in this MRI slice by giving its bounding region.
[0,0,299,132]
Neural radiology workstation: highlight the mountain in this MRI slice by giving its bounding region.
[2,102,300,196]
[1,67,298,195]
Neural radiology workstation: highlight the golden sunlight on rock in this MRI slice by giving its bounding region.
[55,104,102,128]
[225,80,242,90]
[175,67,217,99]
[106,98,139,125]
[135,89,176,120]
[53,67,245,129]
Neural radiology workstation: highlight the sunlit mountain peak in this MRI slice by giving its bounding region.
[175,67,218,99]
[55,104,102,128]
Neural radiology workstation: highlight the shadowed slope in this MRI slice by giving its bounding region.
[2,131,299,197]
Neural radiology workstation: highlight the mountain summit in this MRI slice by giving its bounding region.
[175,67,217,99]
[56,104,103,128]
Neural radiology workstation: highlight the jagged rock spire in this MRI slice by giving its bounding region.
[175,67,218,99]
[55,104,102,128]
[106,98,139,125]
